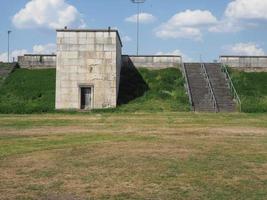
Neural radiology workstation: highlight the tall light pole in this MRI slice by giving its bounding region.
[131,0,145,55]
[7,30,12,63]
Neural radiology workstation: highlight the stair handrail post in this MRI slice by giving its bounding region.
[201,63,219,113]
[182,63,194,111]
[220,64,242,112]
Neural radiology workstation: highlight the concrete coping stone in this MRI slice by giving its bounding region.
[56,29,123,47]
[22,54,56,57]
[220,55,267,58]
[122,55,182,58]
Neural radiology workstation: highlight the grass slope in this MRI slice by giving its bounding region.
[0,113,267,199]
[0,63,14,85]
[0,69,56,114]
[117,67,190,112]
[0,67,189,114]
[230,69,267,113]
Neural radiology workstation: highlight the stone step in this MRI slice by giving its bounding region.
[184,63,215,112]
[184,62,238,113]
[204,63,237,112]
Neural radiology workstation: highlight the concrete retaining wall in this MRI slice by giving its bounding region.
[220,56,267,71]
[18,54,56,69]
[122,55,182,69]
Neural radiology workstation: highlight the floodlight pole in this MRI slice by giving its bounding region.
[7,30,11,63]
[131,0,145,56]
[137,2,140,55]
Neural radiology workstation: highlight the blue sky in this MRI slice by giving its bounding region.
[0,0,267,62]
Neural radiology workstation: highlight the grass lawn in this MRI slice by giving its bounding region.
[0,112,267,199]
[229,69,267,113]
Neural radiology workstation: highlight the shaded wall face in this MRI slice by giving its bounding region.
[18,55,56,69]
[122,56,182,69]
[116,36,122,99]
[221,56,267,69]
[55,31,120,110]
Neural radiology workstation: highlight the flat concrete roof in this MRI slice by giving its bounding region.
[56,28,123,47]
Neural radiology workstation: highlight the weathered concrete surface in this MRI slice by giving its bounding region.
[122,55,181,69]
[18,54,56,69]
[220,56,267,71]
[55,29,122,110]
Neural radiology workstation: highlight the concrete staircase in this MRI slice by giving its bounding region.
[184,63,215,112]
[0,63,18,85]
[184,63,236,112]
[205,63,236,112]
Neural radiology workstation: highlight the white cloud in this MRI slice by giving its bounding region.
[33,43,56,54]
[225,0,267,20]
[209,19,242,33]
[155,10,217,40]
[125,13,156,24]
[223,42,265,56]
[164,9,218,28]
[0,49,28,62]
[121,36,132,43]
[12,0,85,29]
[156,49,192,62]
[210,0,267,33]
[0,43,56,62]
[156,27,202,41]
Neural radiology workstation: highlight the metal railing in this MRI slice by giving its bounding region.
[182,63,194,111]
[221,64,242,112]
[201,63,219,113]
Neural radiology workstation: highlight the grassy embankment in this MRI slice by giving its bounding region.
[229,69,267,113]
[0,67,190,114]
[2,66,267,114]
[0,69,56,113]
[0,62,14,85]
[0,112,267,199]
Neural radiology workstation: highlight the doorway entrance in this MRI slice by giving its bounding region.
[80,87,92,110]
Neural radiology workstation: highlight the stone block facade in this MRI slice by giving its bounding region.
[220,56,267,71]
[122,55,182,69]
[55,29,122,110]
[18,54,56,69]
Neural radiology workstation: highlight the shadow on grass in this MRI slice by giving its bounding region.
[117,57,149,105]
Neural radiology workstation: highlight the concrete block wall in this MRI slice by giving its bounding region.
[220,56,267,71]
[55,29,122,110]
[122,55,182,69]
[18,54,56,69]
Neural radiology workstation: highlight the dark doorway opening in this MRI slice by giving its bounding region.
[80,87,92,110]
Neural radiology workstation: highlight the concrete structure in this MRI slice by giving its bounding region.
[18,54,56,69]
[18,54,182,70]
[55,29,122,110]
[122,55,182,69]
[220,56,267,71]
